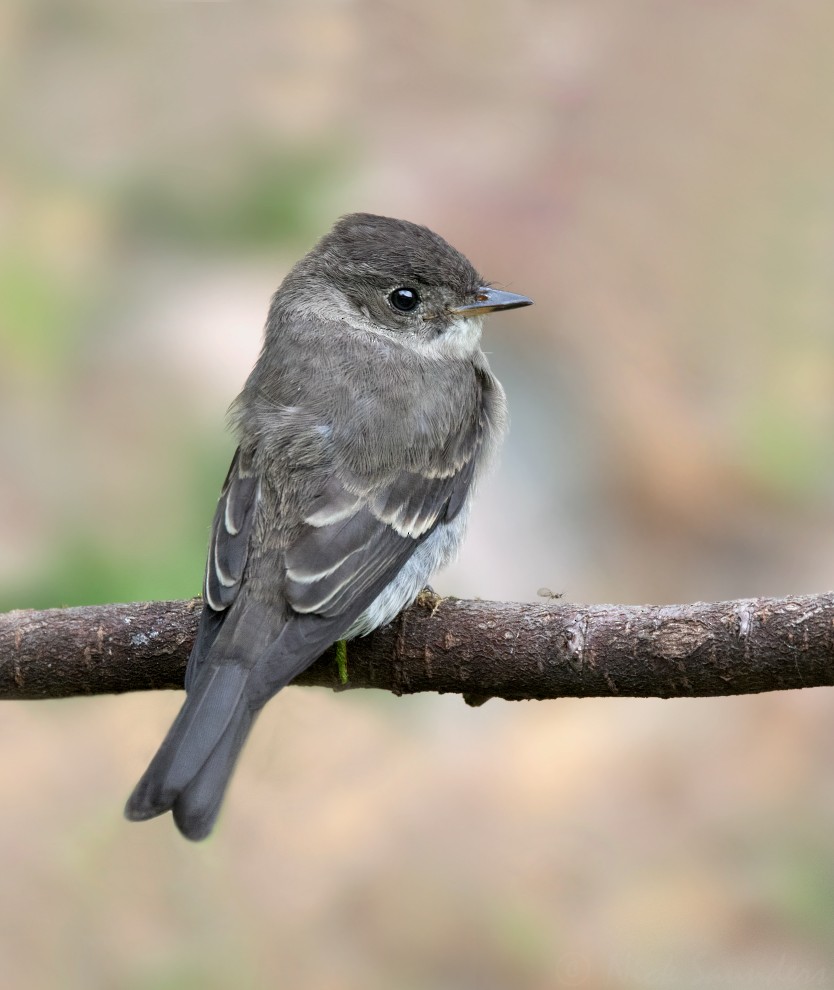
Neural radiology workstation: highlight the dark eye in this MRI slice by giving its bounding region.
[389,287,420,312]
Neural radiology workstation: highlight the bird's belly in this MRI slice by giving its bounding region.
[343,506,470,639]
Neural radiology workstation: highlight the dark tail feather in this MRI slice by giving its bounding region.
[172,702,255,840]
[124,664,254,840]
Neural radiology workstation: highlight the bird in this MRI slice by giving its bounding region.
[125,213,532,840]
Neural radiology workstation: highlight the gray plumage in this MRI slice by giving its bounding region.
[125,213,531,840]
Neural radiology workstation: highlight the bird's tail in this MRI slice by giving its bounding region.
[124,663,256,841]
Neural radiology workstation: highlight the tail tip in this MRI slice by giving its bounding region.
[124,788,219,841]
[172,804,217,842]
[123,788,170,824]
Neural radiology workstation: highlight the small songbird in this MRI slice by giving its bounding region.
[125,213,532,840]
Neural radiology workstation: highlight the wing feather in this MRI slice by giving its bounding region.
[203,448,259,612]
[188,447,260,688]
[283,401,484,623]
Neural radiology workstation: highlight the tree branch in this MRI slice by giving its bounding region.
[2,591,834,704]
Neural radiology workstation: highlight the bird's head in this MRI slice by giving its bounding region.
[279,213,532,357]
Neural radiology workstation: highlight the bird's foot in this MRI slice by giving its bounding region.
[416,586,448,617]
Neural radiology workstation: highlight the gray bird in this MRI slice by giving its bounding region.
[125,213,531,840]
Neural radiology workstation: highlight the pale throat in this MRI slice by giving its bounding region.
[422,314,484,359]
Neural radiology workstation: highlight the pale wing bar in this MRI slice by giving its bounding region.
[204,448,259,612]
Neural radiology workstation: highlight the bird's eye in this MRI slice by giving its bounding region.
[389,287,420,312]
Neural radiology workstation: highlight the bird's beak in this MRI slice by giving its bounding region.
[450,287,533,318]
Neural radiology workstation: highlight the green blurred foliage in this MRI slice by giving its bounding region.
[5,438,226,611]
[0,250,88,367]
[119,146,349,252]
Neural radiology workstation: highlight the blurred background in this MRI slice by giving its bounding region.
[2,1,834,987]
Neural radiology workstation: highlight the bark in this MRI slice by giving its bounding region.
[2,591,834,704]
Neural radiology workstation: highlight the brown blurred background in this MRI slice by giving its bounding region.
[3,1,834,987]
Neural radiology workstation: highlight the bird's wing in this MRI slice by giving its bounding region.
[188,393,485,695]
[282,452,477,620]
[186,447,260,685]
[247,430,483,701]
